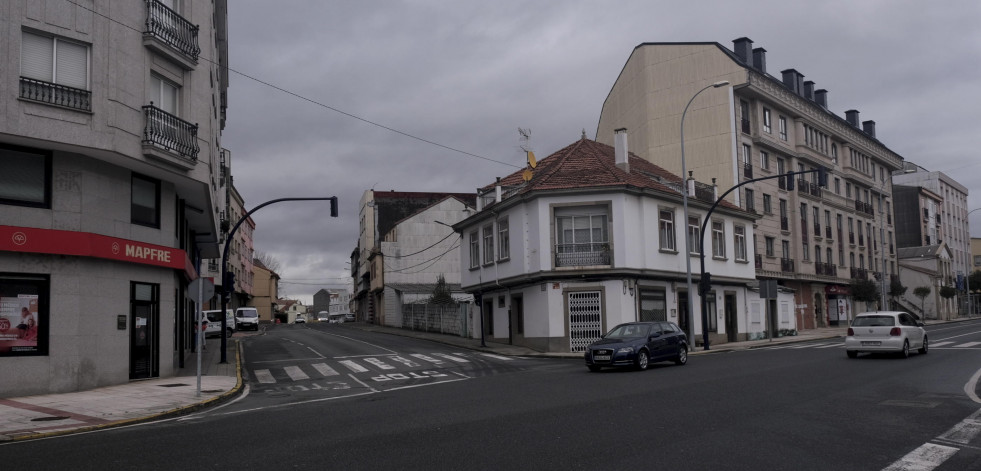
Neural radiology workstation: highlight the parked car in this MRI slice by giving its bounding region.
[344,313,355,323]
[584,321,688,371]
[202,309,235,338]
[845,311,927,358]
[294,315,305,324]
[235,307,260,331]
[328,313,347,324]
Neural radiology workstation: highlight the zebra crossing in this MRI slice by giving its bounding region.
[755,340,981,351]
[249,352,512,385]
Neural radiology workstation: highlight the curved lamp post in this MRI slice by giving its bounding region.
[680,80,729,345]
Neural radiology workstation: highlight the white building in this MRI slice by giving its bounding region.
[457,133,788,353]
[0,1,228,396]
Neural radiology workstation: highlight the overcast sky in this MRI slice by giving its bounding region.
[222,0,981,304]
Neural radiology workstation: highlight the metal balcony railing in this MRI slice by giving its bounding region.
[850,267,868,280]
[145,0,200,60]
[778,176,786,190]
[741,118,751,134]
[755,254,763,270]
[815,262,837,276]
[856,200,874,216]
[780,217,789,231]
[849,232,855,244]
[555,243,610,267]
[743,162,753,179]
[826,226,833,239]
[142,104,199,160]
[781,258,794,273]
[19,77,91,112]
[814,224,821,237]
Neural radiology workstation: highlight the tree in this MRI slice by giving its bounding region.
[428,274,455,305]
[969,270,981,293]
[851,279,880,308]
[254,251,282,273]
[889,278,907,298]
[913,286,931,314]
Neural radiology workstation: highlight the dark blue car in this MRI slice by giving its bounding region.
[584,321,689,372]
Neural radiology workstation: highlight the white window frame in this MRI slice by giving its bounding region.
[760,151,770,170]
[21,30,90,90]
[659,209,676,251]
[482,224,495,265]
[779,116,787,140]
[469,231,479,268]
[734,225,747,261]
[150,74,179,115]
[688,215,700,255]
[497,217,510,261]
[712,220,726,259]
[763,108,772,133]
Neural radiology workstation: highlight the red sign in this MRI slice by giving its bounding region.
[1,225,195,278]
[825,284,850,295]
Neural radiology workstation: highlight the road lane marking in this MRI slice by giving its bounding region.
[930,341,955,347]
[390,356,420,367]
[364,357,395,370]
[284,366,309,381]
[339,360,369,373]
[432,353,470,363]
[882,443,958,471]
[410,354,444,364]
[478,353,513,361]
[815,343,844,348]
[311,363,339,377]
[789,343,829,349]
[955,341,981,348]
[254,369,275,384]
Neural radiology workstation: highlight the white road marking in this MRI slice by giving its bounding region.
[478,353,513,361]
[410,353,444,364]
[882,443,958,471]
[364,357,395,370]
[930,341,955,347]
[284,366,309,381]
[955,341,981,348]
[311,363,339,377]
[339,360,369,373]
[788,343,828,349]
[432,353,470,363]
[254,369,275,384]
[390,356,420,367]
[815,343,844,349]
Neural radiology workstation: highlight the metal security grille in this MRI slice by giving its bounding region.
[569,291,602,352]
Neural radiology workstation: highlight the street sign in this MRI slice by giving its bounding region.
[187,278,215,301]
[760,279,778,299]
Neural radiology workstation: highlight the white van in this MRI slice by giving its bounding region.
[202,309,235,338]
[235,307,260,331]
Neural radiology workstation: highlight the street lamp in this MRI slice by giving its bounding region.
[680,80,729,345]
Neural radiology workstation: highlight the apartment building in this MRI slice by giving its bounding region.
[0,1,229,396]
[596,38,903,329]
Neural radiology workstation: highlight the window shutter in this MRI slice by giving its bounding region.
[21,32,53,82]
[55,39,88,89]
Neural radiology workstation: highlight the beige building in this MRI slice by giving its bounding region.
[596,38,903,329]
[250,259,280,323]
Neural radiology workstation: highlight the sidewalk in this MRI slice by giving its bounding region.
[0,335,242,442]
[2,318,957,442]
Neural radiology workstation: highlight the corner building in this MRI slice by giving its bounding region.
[0,1,229,396]
[597,38,903,330]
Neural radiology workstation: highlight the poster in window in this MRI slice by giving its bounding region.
[0,295,40,354]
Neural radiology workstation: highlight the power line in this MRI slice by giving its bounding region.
[64,0,521,169]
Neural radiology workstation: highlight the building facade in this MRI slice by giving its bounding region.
[596,37,904,328]
[0,1,229,396]
[458,135,779,353]
[249,259,279,323]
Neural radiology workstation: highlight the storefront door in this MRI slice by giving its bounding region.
[130,282,159,380]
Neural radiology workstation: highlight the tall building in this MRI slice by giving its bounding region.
[0,1,229,396]
[596,38,903,329]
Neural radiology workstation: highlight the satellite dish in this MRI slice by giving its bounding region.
[522,169,533,181]
[527,151,537,169]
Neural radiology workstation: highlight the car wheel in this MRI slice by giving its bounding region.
[918,336,928,355]
[674,345,688,365]
[226,328,234,338]
[900,340,910,358]
[635,350,649,371]
[587,365,601,372]
[846,350,858,359]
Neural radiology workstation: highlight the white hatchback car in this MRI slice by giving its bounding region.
[844,311,927,358]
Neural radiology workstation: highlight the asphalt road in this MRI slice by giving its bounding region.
[4,320,981,470]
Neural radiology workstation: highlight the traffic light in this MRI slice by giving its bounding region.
[330,197,338,217]
[699,272,712,296]
[785,172,795,191]
[817,166,828,188]
[223,271,235,295]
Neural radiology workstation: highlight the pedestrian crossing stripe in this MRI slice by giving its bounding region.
[284,365,309,381]
[390,356,420,367]
[339,360,369,373]
[478,353,512,361]
[311,363,339,377]
[931,341,955,347]
[254,369,275,384]
[409,353,443,364]
[364,357,395,370]
[432,353,469,363]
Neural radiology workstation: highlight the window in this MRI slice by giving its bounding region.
[745,189,755,212]
[132,174,161,228]
[555,207,609,267]
[20,30,91,111]
[846,182,852,198]
[802,242,809,261]
[0,273,50,356]
[765,236,775,257]
[742,144,751,165]
[659,209,676,251]
[814,245,822,264]
[639,288,667,322]
[0,144,52,208]
[712,220,726,258]
[482,224,495,264]
[734,225,747,261]
[497,218,510,261]
[760,151,770,170]
[688,216,700,255]
[827,248,833,266]
[778,116,787,140]
[782,240,791,259]
[801,203,808,223]
[151,74,179,115]
[763,108,772,133]
[469,232,479,268]
[763,194,772,214]
[834,178,841,195]
[740,100,750,133]
[705,293,717,332]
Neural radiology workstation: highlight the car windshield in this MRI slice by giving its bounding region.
[605,324,651,339]
[205,312,223,322]
[239,311,258,318]
[852,315,895,327]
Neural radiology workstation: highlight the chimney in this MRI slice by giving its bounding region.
[614,128,630,173]
[495,177,502,203]
[803,81,815,101]
[862,120,876,138]
[732,37,753,64]
[814,89,828,108]
[752,47,767,73]
[845,110,860,127]
[781,69,804,95]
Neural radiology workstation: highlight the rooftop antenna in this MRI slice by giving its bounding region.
[518,127,536,181]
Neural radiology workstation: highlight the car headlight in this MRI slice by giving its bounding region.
[617,347,634,354]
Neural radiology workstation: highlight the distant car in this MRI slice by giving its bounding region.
[344,313,355,323]
[317,311,330,322]
[202,309,235,338]
[328,313,346,324]
[584,321,688,371]
[235,307,260,331]
[845,311,927,358]
[294,315,305,324]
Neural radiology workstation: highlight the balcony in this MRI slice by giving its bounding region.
[814,224,821,237]
[858,234,864,247]
[849,232,855,245]
[780,217,789,231]
[778,176,787,190]
[855,200,874,217]
[815,262,837,277]
[741,118,751,134]
[801,220,808,243]
[555,243,610,267]
[797,179,823,198]
[743,162,753,179]
[142,104,199,169]
[826,226,833,239]
[850,267,868,280]
[19,77,92,112]
[143,0,200,69]
[781,259,795,273]
[755,254,763,270]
